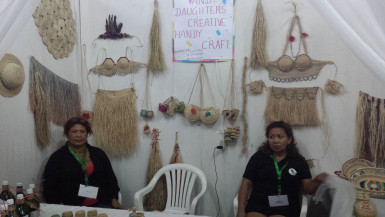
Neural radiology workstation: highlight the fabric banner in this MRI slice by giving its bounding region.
[173,0,234,62]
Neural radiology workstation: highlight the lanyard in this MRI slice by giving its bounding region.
[273,155,288,194]
[68,146,88,185]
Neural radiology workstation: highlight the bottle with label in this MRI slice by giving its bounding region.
[25,189,38,217]
[16,183,25,196]
[16,194,30,217]
[6,199,17,217]
[1,181,15,201]
[28,184,35,194]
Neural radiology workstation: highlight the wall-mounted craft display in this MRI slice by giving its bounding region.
[33,0,76,59]
[184,64,219,125]
[241,57,248,153]
[265,6,334,82]
[356,91,385,167]
[93,15,143,47]
[246,80,265,95]
[147,0,165,72]
[222,60,240,122]
[264,86,323,126]
[170,132,183,164]
[0,53,25,98]
[89,48,146,77]
[140,69,154,119]
[92,88,137,157]
[29,57,81,147]
[249,0,267,69]
[158,96,185,116]
[145,128,166,211]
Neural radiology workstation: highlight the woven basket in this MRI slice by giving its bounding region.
[200,107,219,124]
[350,167,385,199]
[184,104,201,122]
[354,200,377,217]
[75,210,85,217]
[342,158,375,178]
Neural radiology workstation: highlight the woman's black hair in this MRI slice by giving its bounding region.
[258,121,299,157]
[64,117,92,136]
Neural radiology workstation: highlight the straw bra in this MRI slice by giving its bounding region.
[266,12,334,82]
[89,49,146,76]
[0,53,25,97]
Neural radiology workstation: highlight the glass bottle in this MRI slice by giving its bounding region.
[28,185,35,194]
[6,199,16,217]
[15,194,30,217]
[16,183,25,197]
[1,181,15,201]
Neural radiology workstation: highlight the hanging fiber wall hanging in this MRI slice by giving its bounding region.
[147,0,165,72]
[250,0,267,68]
[356,91,385,167]
[241,57,248,153]
[33,0,76,59]
[266,6,334,82]
[264,86,320,126]
[170,132,183,164]
[92,88,138,157]
[145,128,167,211]
[29,57,81,147]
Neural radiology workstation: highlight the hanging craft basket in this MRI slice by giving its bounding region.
[341,158,375,178]
[349,167,385,199]
[184,64,219,125]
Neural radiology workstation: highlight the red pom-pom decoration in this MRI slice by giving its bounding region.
[82,113,90,120]
[301,32,309,37]
[289,35,295,42]
[191,108,197,115]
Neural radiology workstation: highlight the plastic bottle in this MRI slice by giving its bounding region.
[15,194,30,217]
[1,181,15,201]
[28,185,35,194]
[25,189,38,217]
[16,183,25,196]
[0,204,9,217]
[6,199,16,217]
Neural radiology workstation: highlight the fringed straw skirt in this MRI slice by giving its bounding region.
[92,88,138,157]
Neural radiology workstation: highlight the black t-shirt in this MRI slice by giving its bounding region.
[243,150,311,216]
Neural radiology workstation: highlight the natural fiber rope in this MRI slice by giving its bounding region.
[241,57,248,153]
[282,4,308,56]
[141,68,152,110]
[147,0,165,72]
[250,0,267,68]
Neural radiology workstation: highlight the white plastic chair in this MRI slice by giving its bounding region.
[134,163,207,215]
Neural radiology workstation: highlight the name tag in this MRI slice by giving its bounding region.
[268,195,289,207]
[78,184,99,199]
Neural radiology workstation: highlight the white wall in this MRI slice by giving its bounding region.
[1,0,385,216]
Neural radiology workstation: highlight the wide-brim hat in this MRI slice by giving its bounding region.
[0,53,25,97]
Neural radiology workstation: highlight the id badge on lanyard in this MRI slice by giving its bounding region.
[268,155,289,207]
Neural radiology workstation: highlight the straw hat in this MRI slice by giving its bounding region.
[0,53,25,97]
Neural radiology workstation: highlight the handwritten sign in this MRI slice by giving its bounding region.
[173,0,234,62]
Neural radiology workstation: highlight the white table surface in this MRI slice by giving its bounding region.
[39,203,209,217]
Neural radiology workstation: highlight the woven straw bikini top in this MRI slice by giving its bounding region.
[90,56,145,76]
[266,13,333,82]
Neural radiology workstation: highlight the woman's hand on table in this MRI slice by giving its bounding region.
[112,198,123,209]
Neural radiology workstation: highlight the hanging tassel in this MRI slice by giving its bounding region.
[144,128,166,211]
[170,132,183,164]
[250,0,267,69]
[147,0,165,72]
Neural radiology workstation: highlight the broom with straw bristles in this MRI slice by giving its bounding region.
[147,0,165,72]
[170,132,183,164]
[250,0,267,69]
[144,128,166,211]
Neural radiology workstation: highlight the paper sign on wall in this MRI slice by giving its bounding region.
[173,0,235,62]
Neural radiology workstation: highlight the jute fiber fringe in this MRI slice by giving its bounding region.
[264,86,320,126]
[241,57,248,153]
[147,0,165,72]
[356,92,385,167]
[92,88,138,157]
[250,0,267,68]
[29,57,81,147]
[145,128,166,211]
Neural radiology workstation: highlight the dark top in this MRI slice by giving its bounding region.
[43,143,120,206]
[243,150,311,217]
